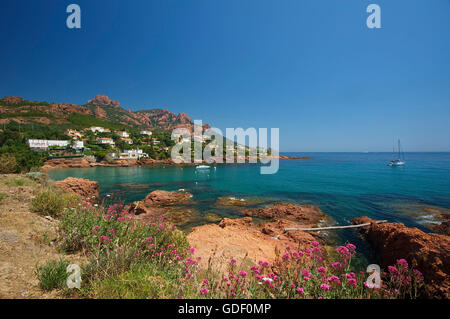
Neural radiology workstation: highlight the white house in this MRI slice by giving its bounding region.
[152,138,160,145]
[89,126,107,133]
[65,129,83,139]
[117,131,130,138]
[140,130,152,136]
[121,137,133,145]
[110,149,148,160]
[96,137,115,145]
[72,140,84,149]
[27,139,69,150]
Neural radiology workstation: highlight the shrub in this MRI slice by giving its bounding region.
[52,197,425,299]
[31,188,65,217]
[36,259,70,291]
[0,154,17,173]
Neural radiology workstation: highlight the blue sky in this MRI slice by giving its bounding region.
[0,0,449,152]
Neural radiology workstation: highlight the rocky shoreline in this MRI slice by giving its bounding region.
[42,155,311,169]
[352,217,450,299]
[50,176,450,298]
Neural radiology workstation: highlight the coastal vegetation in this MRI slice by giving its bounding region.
[32,189,424,299]
[0,172,441,299]
[0,126,47,173]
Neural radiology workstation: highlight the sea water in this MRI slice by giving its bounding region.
[49,152,450,249]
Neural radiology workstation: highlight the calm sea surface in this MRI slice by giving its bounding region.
[49,152,450,249]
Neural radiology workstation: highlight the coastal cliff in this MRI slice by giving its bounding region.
[353,217,450,299]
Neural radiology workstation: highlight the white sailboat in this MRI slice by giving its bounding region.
[195,165,210,170]
[389,139,405,166]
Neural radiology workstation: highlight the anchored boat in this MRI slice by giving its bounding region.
[389,139,405,166]
[195,165,210,170]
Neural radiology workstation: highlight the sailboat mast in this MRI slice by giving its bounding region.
[398,139,401,160]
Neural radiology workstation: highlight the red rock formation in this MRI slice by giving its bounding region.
[279,155,312,160]
[187,217,318,271]
[352,216,450,299]
[431,221,450,236]
[111,100,120,108]
[42,158,91,169]
[50,103,91,115]
[126,190,192,215]
[1,96,24,104]
[54,177,99,200]
[88,94,112,106]
[243,203,326,225]
[93,105,107,118]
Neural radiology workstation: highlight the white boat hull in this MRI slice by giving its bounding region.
[389,161,405,166]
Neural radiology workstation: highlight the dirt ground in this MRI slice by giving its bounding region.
[0,174,83,299]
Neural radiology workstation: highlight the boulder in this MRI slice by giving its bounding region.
[54,177,99,200]
[352,216,450,299]
[187,217,318,271]
[429,221,450,236]
[242,203,325,225]
[126,190,192,215]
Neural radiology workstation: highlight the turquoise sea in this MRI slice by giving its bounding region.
[49,152,450,249]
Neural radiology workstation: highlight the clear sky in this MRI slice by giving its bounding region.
[0,0,449,152]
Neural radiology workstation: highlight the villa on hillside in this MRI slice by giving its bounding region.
[72,140,84,151]
[96,137,115,145]
[117,131,130,138]
[121,137,133,144]
[152,138,160,145]
[140,130,152,136]
[65,129,83,139]
[89,126,108,133]
[108,149,148,160]
[27,139,69,150]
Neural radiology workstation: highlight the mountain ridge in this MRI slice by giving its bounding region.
[0,94,210,132]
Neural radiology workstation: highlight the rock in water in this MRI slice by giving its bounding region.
[126,190,192,215]
[242,203,326,225]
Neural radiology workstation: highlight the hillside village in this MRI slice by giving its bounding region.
[27,126,166,160]
[0,94,262,172]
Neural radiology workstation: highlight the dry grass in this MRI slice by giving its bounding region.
[0,174,84,298]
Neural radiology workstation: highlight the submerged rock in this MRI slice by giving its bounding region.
[54,177,99,200]
[215,196,250,207]
[204,212,222,222]
[352,216,450,299]
[242,203,326,225]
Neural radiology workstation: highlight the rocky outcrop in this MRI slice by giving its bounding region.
[126,190,192,215]
[243,203,326,225]
[54,177,99,200]
[279,155,312,160]
[187,217,318,271]
[93,105,107,118]
[0,96,24,104]
[42,158,91,169]
[430,221,450,236]
[352,216,450,299]
[87,94,120,108]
